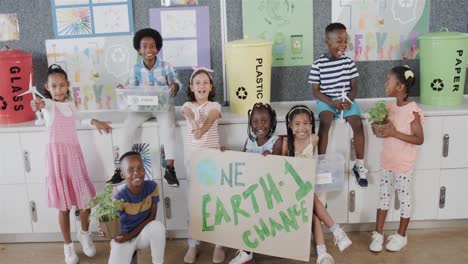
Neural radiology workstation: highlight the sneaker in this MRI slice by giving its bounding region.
[316,252,335,264]
[164,166,180,187]
[77,230,96,257]
[369,231,384,252]
[213,245,225,263]
[184,246,198,263]
[332,227,352,252]
[106,168,124,185]
[352,164,368,188]
[64,243,79,264]
[229,250,253,264]
[386,233,407,251]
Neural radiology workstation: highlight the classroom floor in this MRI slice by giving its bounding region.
[2,228,468,264]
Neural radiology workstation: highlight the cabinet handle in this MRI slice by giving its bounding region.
[164,197,172,219]
[349,190,355,212]
[442,134,449,157]
[350,138,355,161]
[30,201,38,222]
[439,186,446,209]
[24,150,31,172]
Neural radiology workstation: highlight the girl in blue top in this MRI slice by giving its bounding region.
[230,102,281,264]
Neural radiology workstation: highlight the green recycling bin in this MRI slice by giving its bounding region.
[419,30,468,106]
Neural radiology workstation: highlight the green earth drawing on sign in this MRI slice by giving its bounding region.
[196,159,219,187]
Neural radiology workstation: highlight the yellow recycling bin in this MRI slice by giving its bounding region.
[225,39,272,115]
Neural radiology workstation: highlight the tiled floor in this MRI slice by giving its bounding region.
[2,228,468,263]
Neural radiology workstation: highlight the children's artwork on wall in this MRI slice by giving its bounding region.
[161,0,198,7]
[332,0,430,61]
[51,0,134,38]
[189,148,316,261]
[242,0,313,67]
[0,13,20,41]
[149,6,210,69]
[46,35,137,111]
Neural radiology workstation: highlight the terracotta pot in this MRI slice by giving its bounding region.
[372,121,389,138]
[99,217,120,239]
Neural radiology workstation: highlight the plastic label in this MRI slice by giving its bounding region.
[127,95,159,106]
[316,172,333,184]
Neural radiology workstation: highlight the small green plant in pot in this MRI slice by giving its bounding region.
[89,183,121,239]
[367,101,389,138]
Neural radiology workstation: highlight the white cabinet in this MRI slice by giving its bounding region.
[112,126,162,180]
[27,183,76,233]
[77,130,114,182]
[361,121,383,173]
[21,132,48,184]
[437,168,468,219]
[162,179,189,235]
[0,185,32,233]
[1,133,26,185]
[441,117,468,169]
[414,117,443,170]
[407,170,439,221]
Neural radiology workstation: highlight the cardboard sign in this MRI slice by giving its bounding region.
[189,148,316,261]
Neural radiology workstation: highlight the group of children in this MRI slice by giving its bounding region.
[30,22,424,264]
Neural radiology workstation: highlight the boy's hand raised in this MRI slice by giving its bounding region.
[166,76,179,96]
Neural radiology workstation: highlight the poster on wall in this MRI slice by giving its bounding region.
[332,0,430,61]
[242,0,313,67]
[189,148,316,261]
[161,0,198,6]
[149,6,210,69]
[45,35,137,111]
[0,13,20,41]
[50,0,134,38]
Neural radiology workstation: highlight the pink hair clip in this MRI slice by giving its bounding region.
[190,66,214,82]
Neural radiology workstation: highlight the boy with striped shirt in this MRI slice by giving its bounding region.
[309,22,368,188]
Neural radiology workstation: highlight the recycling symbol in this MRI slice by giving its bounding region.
[0,96,7,110]
[431,78,444,92]
[236,87,248,100]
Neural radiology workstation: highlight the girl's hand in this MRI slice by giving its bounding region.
[377,122,396,138]
[91,119,112,134]
[30,98,45,111]
[262,150,272,156]
[116,84,124,89]
[97,227,105,238]
[193,127,203,140]
[114,232,131,243]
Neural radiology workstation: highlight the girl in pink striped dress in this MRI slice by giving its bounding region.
[30,64,112,264]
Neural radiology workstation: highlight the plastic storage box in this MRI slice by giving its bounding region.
[116,86,171,112]
[315,153,345,192]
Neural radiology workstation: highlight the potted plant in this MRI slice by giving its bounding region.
[367,101,389,138]
[89,183,121,239]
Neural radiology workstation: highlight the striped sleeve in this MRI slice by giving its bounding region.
[308,60,321,84]
[348,59,359,79]
[125,65,140,86]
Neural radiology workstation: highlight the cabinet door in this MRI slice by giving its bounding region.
[441,116,468,169]
[20,132,48,184]
[77,130,114,182]
[326,122,350,172]
[361,121,383,173]
[0,133,26,185]
[390,170,439,221]
[27,183,76,233]
[348,172,387,223]
[0,185,32,233]
[162,179,188,232]
[415,117,443,170]
[325,177,348,224]
[112,127,162,180]
[437,168,468,219]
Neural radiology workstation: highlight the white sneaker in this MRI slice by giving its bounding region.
[184,246,198,263]
[369,231,384,252]
[316,252,335,264]
[332,227,352,252]
[229,250,253,264]
[212,245,225,264]
[385,233,407,251]
[77,230,96,257]
[64,243,79,264]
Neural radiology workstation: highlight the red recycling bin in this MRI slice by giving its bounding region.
[0,49,35,124]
